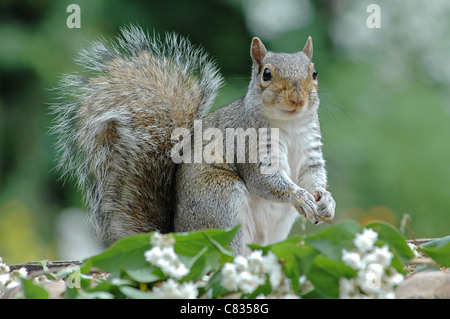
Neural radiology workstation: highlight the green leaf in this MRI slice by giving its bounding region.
[38,259,50,272]
[422,236,450,266]
[119,286,156,299]
[126,267,161,283]
[173,225,239,257]
[174,226,239,274]
[245,278,272,299]
[204,270,230,298]
[248,236,304,254]
[82,233,151,275]
[180,246,209,282]
[246,236,318,293]
[21,279,49,299]
[313,255,357,278]
[306,255,356,299]
[365,221,415,262]
[422,236,450,249]
[270,241,319,292]
[306,263,339,299]
[304,220,362,260]
[203,231,234,258]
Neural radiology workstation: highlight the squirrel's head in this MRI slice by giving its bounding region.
[249,36,319,120]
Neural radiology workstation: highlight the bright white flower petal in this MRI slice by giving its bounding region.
[342,249,363,269]
[234,256,248,272]
[339,277,358,299]
[354,228,378,252]
[387,272,404,286]
[373,245,393,266]
[152,278,197,299]
[144,246,162,265]
[221,263,239,291]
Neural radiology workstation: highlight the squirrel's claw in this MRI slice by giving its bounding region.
[314,190,336,223]
[294,192,319,224]
[295,190,335,225]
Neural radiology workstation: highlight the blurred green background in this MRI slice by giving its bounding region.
[0,0,449,264]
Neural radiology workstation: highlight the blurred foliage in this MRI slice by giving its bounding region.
[0,0,448,264]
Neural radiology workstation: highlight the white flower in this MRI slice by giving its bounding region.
[387,271,404,287]
[0,263,10,274]
[144,244,189,279]
[18,267,28,278]
[150,232,175,248]
[354,228,378,252]
[5,281,20,290]
[150,232,164,247]
[342,249,363,270]
[366,263,384,280]
[160,246,178,264]
[361,252,378,267]
[381,291,396,299]
[373,245,393,267]
[279,293,300,299]
[0,273,10,286]
[237,270,262,294]
[179,281,199,299]
[34,275,49,285]
[234,256,248,272]
[220,250,297,297]
[358,268,381,295]
[263,251,284,290]
[7,267,28,281]
[144,246,162,265]
[339,229,402,299]
[247,250,264,274]
[221,250,278,294]
[152,278,198,299]
[221,260,264,294]
[257,292,300,299]
[339,277,358,299]
[173,263,189,279]
[221,263,239,291]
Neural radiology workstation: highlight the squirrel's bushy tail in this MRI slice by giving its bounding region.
[51,25,223,244]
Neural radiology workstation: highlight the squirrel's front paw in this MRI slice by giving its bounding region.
[313,190,335,223]
[294,191,320,224]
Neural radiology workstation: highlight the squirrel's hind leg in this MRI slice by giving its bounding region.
[174,163,251,255]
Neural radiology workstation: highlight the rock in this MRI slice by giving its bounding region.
[396,271,450,299]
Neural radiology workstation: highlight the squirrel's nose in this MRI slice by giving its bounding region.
[289,91,304,107]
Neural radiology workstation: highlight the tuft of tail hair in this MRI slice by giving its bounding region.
[50,25,223,244]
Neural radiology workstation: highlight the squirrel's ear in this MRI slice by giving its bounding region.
[302,36,313,60]
[251,37,267,70]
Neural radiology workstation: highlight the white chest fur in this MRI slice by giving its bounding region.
[240,111,320,252]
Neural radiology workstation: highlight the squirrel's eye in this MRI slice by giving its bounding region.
[312,68,318,80]
[262,68,272,82]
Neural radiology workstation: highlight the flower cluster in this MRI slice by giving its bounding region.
[339,228,404,299]
[152,278,198,299]
[0,257,28,296]
[221,250,298,298]
[221,252,266,294]
[144,232,197,298]
[144,232,189,279]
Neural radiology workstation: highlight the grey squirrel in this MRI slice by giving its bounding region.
[52,25,335,255]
